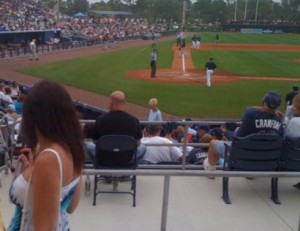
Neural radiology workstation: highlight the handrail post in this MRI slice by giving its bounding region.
[182,123,189,170]
[161,175,170,231]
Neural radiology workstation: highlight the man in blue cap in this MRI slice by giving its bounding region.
[204,91,284,172]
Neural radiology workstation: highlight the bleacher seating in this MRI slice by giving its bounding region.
[222,134,282,204]
[281,138,300,172]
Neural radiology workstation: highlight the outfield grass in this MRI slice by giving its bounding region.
[193,50,300,77]
[194,32,300,45]
[18,33,300,118]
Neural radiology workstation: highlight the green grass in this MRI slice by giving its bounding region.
[192,32,300,45]
[17,33,300,118]
[193,50,300,77]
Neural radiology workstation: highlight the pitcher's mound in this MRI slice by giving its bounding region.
[127,69,241,84]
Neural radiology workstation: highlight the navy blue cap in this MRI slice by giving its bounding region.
[20,86,32,95]
[263,92,281,109]
[210,128,224,139]
[197,125,210,132]
[164,122,178,133]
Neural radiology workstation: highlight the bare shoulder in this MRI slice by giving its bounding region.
[33,147,77,185]
[33,150,61,174]
[31,150,61,185]
[35,149,61,165]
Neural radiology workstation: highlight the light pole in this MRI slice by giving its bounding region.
[181,0,186,32]
[234,0,238,22]
[255,0,259,24]
[244,0,248,21]
[54,0,60,13]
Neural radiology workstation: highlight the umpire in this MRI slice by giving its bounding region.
[150,49,157,78]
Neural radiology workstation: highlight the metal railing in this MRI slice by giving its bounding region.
[0,30,177,59]
[84,169,300,231]
[81,119,300,231]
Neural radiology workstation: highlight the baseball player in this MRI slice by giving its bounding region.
[215,34,220,46]
[196,35,201,49]
[204,57,217,87]
[29,39,38,60]
[191,35,197,49]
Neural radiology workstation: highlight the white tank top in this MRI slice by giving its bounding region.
[8,148,80,231]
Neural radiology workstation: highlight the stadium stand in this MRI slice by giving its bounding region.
[0,87,299,231]
[0,78,106,120]
[0,0,174,58]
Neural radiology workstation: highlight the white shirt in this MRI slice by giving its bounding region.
[29,40,36,49]
[11,87,19,97]
[284,105,293,123]
[285,116,300,139]
[142,136,182,163]
[0,92,5,101]
[3,94,13,104]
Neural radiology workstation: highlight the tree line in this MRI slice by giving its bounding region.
[42,0,300,25]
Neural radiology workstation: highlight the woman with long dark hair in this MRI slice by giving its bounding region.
[8,80,85,231]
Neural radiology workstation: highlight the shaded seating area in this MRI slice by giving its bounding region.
[92,135,138,207]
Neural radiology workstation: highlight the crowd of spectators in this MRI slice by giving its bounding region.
[138,119,238,165]
[0,79,27,123]
[0,0,169,46]
[0,0,64,32]
[69,16,159,40]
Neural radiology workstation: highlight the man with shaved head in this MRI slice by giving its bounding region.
[109,90,126,111]
[86,90,145,168]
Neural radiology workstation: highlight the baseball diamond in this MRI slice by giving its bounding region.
[128,43,300,84]
[1,33,300,119]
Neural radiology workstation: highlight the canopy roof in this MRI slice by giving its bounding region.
[73,12,86,18]
[88,10,133,16]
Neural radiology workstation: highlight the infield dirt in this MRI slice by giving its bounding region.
[127,43,300,85]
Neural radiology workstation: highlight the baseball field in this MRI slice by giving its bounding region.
[17,32,300,119]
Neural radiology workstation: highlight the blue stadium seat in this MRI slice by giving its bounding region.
[222,133,283,204]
